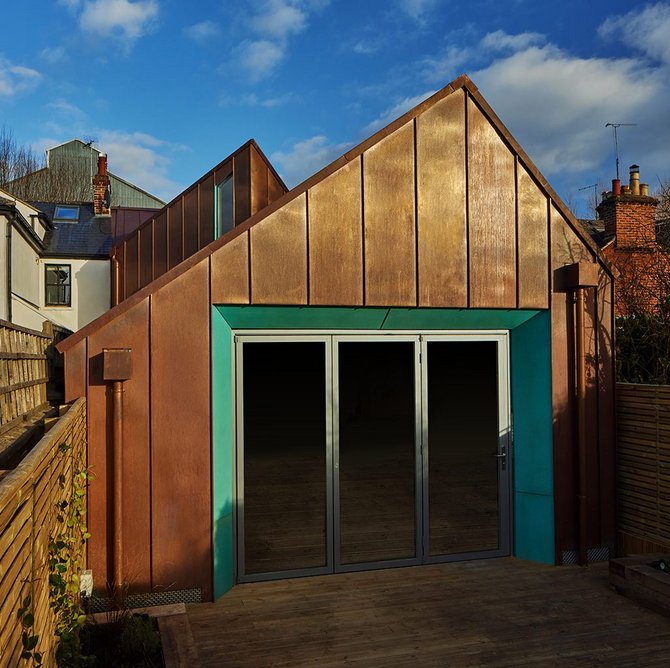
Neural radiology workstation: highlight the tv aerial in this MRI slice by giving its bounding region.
[605,122,636,180]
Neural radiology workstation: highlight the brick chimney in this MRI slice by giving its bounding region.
[93,153,111,216]
[597,164,658,248]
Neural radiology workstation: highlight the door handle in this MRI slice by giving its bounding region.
[495,445,507,470]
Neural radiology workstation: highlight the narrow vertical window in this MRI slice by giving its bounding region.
[45,264,72,306]
[215,174,234,238]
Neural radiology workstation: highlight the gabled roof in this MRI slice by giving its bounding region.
[58,74,614,353]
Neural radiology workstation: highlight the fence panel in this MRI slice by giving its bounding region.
[0,398,86,668]
[617,382,670,555]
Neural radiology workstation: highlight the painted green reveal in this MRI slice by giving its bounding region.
[212,308,235,598]
[510,310,555,563]
[211,306,555,598]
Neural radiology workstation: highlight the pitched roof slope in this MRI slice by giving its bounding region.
[58,74,613,352]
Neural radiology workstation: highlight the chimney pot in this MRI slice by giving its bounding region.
[629,164,640,195]
[612,178,621,196]
[622,185,630,194]
[640,183,649,196]
[97,152,107,177]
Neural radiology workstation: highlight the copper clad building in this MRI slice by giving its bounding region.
[58,76,615,604]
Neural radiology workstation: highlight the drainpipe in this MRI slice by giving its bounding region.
[575,287,588,566]
[6,216,12,322]
[561,261,599,566]
[102,348,132,601]
[111,252,120,307]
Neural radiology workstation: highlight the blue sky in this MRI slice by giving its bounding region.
[1,1,669,217]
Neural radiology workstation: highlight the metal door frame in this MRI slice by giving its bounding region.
[234,334,334,583]
[233,330,512,583]
[332,334,422,573]
[420,333,512,563]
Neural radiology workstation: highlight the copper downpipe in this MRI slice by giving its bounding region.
[112,380,124,595]
[575,287,588,566]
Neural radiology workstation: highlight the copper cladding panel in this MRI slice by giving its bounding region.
[153,212,167,279]
[416,89,467,307]
[250,144,269,216]
[139,224,153,289]
[64,338,86,402]
[308,159,363,305]
[250,194,307,304]
[517,164,549,308]
[87,299,151,591]
[467,99,516,308]
[125,235,139,298]
[234,147,251,226]
[183,187,199,259]
[150,260,211,598]
[168,201,183,270]
[199,174,214,248]
[211,232,250,304]
[363,121,416,306]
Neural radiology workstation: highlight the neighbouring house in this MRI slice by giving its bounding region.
[589,165,668,316]
[0,154,159,332]
[58,75,616,605]
[5,139,165,209]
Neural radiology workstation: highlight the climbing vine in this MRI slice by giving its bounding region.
[48,440,92,665]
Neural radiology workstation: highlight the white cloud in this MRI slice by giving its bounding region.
[0,57,41,98]
[271,135,350,187]
[599,3,670,66]
[45,99,86,119]
[219,90,299,107]
[251,0,307,40]
[39,46,67,63]
[237,40,285,82]
[352,39,382,55]
[397,0,439,21]
[96,130,181,200]
[233,0,329,81]
[465,39,669,184]
[480,30,545,52]
[184,20,220,43]
[364,90,437,133]
[80,0,158,41]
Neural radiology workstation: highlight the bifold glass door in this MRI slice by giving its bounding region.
[235,333,510,582]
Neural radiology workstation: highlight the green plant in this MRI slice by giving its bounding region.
[17,595,42,665]
[48,441,92,666]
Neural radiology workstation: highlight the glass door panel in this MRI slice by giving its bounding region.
[240,340,329,576]
[336,340,418,566]
[425,340,502,556]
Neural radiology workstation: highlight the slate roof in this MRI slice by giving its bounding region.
[32,202,112,259]
[579,218,613,248]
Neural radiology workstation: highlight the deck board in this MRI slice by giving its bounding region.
[187,558,670,666]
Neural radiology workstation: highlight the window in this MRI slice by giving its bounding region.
[215,174,233,238]
[53,205,79,223]
[45,264,71,306]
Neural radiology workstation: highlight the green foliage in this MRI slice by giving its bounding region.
[617,299,670,384]
[47,441,93,667]
[17,595,42,666]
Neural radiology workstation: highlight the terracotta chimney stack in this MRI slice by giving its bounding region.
[93,152,111,216]
[597,163,658,246]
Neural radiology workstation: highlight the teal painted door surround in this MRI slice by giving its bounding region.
[211,306,554,598]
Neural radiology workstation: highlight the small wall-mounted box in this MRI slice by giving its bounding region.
[102,348,133,382]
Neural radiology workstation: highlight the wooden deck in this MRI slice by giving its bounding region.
[186,558,670,667]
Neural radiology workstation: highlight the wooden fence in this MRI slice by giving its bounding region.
[617,383,670,555]
[0,397,86,668]
[0,320,51,435]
